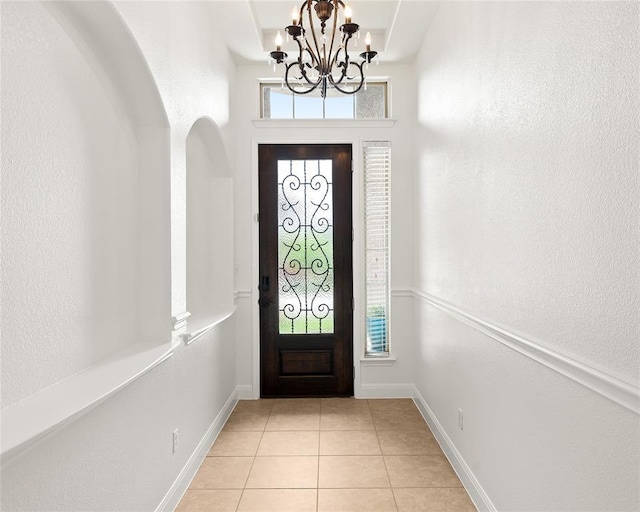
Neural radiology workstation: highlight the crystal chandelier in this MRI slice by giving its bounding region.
[269,0,378,98]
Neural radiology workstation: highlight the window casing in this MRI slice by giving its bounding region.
[363,141,391,356]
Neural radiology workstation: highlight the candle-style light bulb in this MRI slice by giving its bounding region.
[344,5,352,23]
[292,7,299,26]
[365,32,372,52]
[275,31,283,51]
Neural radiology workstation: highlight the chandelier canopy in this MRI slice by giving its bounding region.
[269,0,378,98]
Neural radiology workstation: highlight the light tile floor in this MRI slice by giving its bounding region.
[177,398,476,512]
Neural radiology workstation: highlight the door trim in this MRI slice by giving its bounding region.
[250,136,365,399]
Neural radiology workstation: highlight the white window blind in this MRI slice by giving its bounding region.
[363,141,391,355]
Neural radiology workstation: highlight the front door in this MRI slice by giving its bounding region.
[258,144,353,397]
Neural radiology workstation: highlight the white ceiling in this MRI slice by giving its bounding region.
[212,0,440,65]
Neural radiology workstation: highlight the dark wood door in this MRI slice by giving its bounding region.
[259,144,353,397]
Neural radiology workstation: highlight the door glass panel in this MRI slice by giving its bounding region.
[278,159,334,334]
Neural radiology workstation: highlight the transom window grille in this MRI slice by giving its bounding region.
[364,141,391,355]
[261,82,388,120]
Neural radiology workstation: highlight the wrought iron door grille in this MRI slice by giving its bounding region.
[277,159,334,334]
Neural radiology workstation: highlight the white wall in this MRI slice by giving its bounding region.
[1,2,238,510]
[1,0,141,409]
[115,0,235,320]
[186,118,234,329]
[232,63,417,397]
[413,2,639,510]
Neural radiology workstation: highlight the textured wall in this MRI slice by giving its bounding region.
[414,2,639,510]
[1,1,238,510]
[416,0,639,381]
[115,0,235,318]
[1,1,139,407]
[186,118,234,326]
[1,321,237,512]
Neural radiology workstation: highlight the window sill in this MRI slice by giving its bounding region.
[253,119,396,129]
[360,356,396,367]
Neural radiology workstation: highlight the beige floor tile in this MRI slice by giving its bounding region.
[209,431,263,456]
[368,399,417,413]
[319,455,390,488]
[257,431,319,455]
[384,455,462,488]
[318,488,398,512]
[372,409,429,431]
[189,457,254,489]
[271,398,322,414]
[321,398,371,414]
[234,400,275,414]
[245,456,318,488]
[394,488,477,511]
[319,430,381,455]
[237,489,317,512]
[321,411,375,430]
[377,430,441,455]
[265,412,320,430]
[175,490,242,512]
[224,410,270,431]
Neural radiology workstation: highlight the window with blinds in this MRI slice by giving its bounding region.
[363,141,391,356]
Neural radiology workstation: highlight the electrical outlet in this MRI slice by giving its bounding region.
[457,409,464,431]
[172,428,179,453]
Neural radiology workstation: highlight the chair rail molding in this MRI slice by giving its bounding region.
[409,289,640,415]
[171,311,191,331]
[181,307,237,346]
[234,290,252,301]
[1,342,176,464]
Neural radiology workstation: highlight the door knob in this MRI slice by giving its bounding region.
[258,297,272,308]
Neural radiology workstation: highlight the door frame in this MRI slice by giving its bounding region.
[250,136,366,399]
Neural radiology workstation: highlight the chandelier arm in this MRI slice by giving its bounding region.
[328,33,353,75]
[329,61,365,95]
[326,0,340,73]
[288,12,321,88]
[306,1,323,74]
[328,47,349,86]
[284,61,322,95]
[303,48,322,85]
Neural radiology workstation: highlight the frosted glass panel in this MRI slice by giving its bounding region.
[278,159,334,334]
[356,84,385,118]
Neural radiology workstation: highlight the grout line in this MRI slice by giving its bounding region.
[371,400,399,510]
[236,405,270,511]
[203,398,472,510]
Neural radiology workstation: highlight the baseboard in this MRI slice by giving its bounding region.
[412,385,496,512]
[357,383,415,398]
[155,386,240,512]
[236,385,254,400]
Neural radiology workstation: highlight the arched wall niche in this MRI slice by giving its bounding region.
[46,1,169,127]
[1,0,171,457]
[186,117,235,334]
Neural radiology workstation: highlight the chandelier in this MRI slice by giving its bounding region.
[269,0,378,98]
